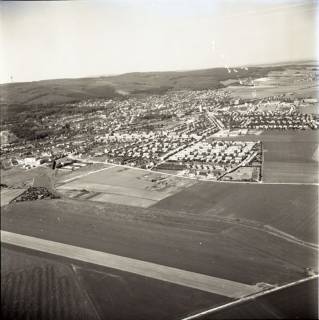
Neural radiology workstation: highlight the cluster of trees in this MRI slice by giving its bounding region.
[11,122,51,141]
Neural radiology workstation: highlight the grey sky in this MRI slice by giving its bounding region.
[0,0,317,83]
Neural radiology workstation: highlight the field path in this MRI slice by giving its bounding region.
[60,165,117,184]
[1,230,263,299]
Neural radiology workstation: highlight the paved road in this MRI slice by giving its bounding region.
[1,230,261,298]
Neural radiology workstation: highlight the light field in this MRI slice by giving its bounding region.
[0,188,25,207]
[58,166,195,208]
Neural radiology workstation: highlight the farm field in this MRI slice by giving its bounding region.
[57,166,195,207]
[70,263,232,320]
[1,246,232,320]
[1,246,99,320]
[201,277,318,319]
[263,162,318,184]
[261,131,318,163]
[153,182,318,244]
[262,131,318,184]
[2,199,317,286]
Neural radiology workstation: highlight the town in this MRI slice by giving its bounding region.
[1,89,318,182]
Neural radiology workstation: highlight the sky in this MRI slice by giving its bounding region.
[0,0,318,83]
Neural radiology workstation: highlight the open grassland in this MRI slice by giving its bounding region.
[1,247,98,320]
[57,166,195,207]
[154,182,318,244]
[2,199,317,286]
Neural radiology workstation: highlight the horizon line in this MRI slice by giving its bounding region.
[1,58,318,86]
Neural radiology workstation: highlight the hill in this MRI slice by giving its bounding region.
[0,66,288,106]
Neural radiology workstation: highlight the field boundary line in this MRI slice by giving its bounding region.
[181,275,319,320]
[1,230,263,299]
[192,214,319,251]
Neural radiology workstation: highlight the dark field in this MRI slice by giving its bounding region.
[2,199,317,286]
[200,277,318,319]
[75,263,231,320]
[154,182,318,244]
[1,246,99,320]
[1,246,232,320]
[263,162,318,184]
[262,131,318,183]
